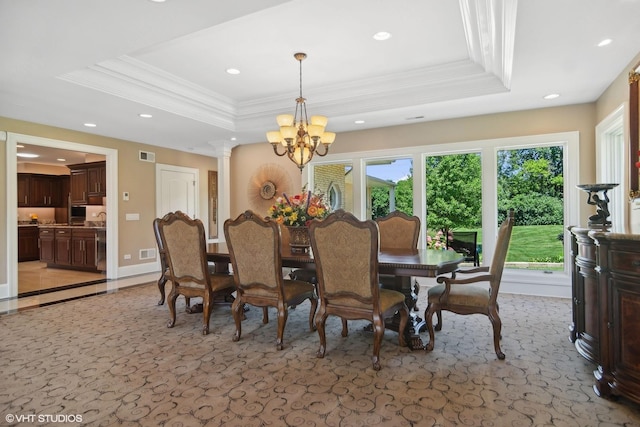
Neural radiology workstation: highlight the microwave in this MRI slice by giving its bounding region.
[70,205,86,224]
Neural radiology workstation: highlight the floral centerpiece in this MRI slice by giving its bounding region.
[268,189,330,226]
[268,188,330,253]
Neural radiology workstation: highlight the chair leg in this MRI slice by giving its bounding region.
[371,315,384,371]
[276,302,287,350]
[308,297,318,331]
[434,309,443,331]
[489,307,505,360]
[202,295,212,336]
[341,318,348,337]
[424,303,437,352]
[157,273,167,305]
[231,298,244,342]
[262,307,269,324]
[315,308,328,359]
[397,305,409,348]
[167,288,178,328]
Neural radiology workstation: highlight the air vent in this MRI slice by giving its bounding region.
[139,150,155,163]
[139,248,156,260]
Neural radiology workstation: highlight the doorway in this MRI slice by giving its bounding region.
[4,132,118,300]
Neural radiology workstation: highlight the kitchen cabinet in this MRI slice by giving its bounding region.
[71,228,97,269]
[18,226,39,262]
[18,173,65,207]
[17,174,30,207]
[38,228,55,263]
[39,226,102,271]
[69,168,88,205]
[54,228,72,265]
[68,161,106,205]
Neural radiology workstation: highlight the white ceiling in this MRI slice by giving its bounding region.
[2,0,640,162]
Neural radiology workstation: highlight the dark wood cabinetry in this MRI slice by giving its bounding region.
[17,173,67,207]
[38,228,55,263]
[18,226,39,262]
[570,227,640,404]
[54,228,72,265]
[569,227,599,364]
[71,228,97,269]
[38,226,102,271]
[68,161,106,205]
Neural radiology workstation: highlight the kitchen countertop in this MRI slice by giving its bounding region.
[18,223,106,230]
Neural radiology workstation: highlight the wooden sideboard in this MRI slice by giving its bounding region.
[569,227,640,404]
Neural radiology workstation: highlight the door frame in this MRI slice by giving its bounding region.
[3,132,118,299]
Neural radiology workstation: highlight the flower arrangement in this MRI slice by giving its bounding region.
[268,189,330,227]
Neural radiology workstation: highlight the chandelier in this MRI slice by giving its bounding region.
[266,52,336,172]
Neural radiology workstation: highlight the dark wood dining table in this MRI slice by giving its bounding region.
[206,242,464,350]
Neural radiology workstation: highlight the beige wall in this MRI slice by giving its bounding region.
[1,117,219,283]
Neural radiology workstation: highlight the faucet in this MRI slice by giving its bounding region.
[97,212,106,224]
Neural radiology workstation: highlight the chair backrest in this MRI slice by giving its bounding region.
[309,209,379,306]
[488,209,515,297]
[447,231,478,262]
[153,217,168,269]
[375,210,420,251]
[224,210,283,295]
[157,211,210,288]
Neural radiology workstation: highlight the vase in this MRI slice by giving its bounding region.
[286,226,311,254]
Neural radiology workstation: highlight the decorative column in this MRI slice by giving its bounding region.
[213,143,234,242]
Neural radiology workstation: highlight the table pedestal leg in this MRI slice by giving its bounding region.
[365,275,425,350]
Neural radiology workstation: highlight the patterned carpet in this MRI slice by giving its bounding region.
[1,282,640,426]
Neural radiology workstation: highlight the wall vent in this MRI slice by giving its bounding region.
[139,248,156,260]
[139,150,156,163]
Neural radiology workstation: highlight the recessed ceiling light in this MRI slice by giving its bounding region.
[17,153,39,158]
[149,0,166,3]
[354,120,365,124]
[373,31,392,41]
[226,68,240,75]
[230,137,237,141]
[84,123,97,127]
[139,113,153,118]
[544,93,560,100]
[597,38,612,47]
[57,158,66,162]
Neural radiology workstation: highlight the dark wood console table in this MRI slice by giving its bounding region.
[570,227,640,404]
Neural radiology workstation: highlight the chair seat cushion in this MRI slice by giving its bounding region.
[283,279,316,299]
[427,283,489,307]
[329,288,405,311]
[210,274,235,292]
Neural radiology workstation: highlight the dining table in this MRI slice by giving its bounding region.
[207,242,464,350]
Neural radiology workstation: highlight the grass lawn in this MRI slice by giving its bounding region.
[458,224,565,265]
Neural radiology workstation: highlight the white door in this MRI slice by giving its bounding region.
[156,164,198,219]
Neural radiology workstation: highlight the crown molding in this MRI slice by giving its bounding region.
[56,1,516,133]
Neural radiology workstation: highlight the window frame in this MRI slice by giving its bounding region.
[306,131,580,297]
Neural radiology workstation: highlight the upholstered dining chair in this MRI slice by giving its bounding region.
[375,210,420,303]
[223,210,318,350]
[309,209,409,370]
[424,208,515,359]
[157,211,235,335]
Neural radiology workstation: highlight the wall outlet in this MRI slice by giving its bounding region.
[124,254,131,260]
[125,213,140,221]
